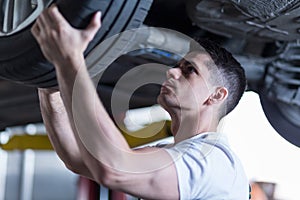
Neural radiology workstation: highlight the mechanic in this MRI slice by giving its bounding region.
[32,4,249,199]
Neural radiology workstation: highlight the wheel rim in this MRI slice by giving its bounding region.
[0,0,53,36]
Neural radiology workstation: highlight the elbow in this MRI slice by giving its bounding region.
[64,162,96,181]
[93,167,120,189]
[60,157,87,176]
[64,163,81,175]
[102,171,118,189]
[99,173,112,188]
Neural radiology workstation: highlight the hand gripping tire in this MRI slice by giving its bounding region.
[0,0,153,87]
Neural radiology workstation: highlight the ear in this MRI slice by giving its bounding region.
[206,87,228,105]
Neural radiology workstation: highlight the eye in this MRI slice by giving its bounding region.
[173,62,198,76]
[182,65,197,76]
[173,63,180,68]
[186,66,196,73]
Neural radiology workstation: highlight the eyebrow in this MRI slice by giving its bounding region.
[181,60,200,75]
[188,60,199,68]
[177,59,196,67]
[186,59,201,70]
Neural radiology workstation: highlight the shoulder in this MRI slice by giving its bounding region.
[165,132,249,199]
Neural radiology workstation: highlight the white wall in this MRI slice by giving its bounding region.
[222,92,300,200]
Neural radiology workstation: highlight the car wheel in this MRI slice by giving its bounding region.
[0,0,153,87]
[259,89,300,148]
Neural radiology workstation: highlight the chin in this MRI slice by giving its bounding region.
[157,94,179,112]
[157,94,165,108]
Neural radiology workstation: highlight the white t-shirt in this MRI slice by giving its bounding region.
[165,132,249,200]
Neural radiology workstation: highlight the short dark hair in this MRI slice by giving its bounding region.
[192,39,247,118]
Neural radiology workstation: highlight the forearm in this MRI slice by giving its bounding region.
[31,7,180,198]
[38,88,93,178]
[30,4,130,181]
[54,57,132,180]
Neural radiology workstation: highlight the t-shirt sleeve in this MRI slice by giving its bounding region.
[165,141,210,199]
[164,138,249,200]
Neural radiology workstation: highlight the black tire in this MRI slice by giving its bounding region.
[259,90,300,148]
[0,80,41,130]
[0,0,153,87]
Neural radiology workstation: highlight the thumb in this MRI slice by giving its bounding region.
[83,11,101,41]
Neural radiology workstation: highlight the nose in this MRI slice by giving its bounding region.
[166,67,181,79]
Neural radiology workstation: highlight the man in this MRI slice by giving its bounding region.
[32,4,249,199]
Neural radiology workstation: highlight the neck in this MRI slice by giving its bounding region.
[170,108,218,144]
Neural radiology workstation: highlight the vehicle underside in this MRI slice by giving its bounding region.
[0,0,299,147]
[0,0,299,198]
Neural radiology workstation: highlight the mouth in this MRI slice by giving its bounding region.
[160,81,173,94]
[160,85,169,94]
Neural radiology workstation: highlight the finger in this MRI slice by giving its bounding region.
[83,11,102,41]
[31,22,40,38]
[47,4,69,27]
[31,9,50,40]
[36,9,50,29]
[31,16,45,42]
[39,8,53,28]
[31,17,44,41]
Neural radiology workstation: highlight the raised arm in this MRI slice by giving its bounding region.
[38,88,93,178]
[32,5,179,199]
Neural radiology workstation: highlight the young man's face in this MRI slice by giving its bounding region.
[157,52,215,113]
